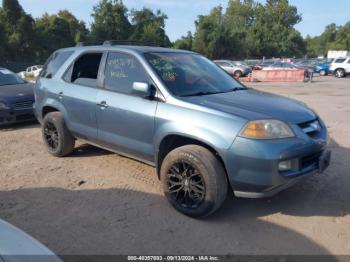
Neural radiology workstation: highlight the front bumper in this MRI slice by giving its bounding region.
[0,108,36,126]
[224,125,330,198]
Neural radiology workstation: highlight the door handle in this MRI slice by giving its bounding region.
[97,101,109,108]
[58,92,64,100]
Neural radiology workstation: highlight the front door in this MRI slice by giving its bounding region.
[96,51,158,162]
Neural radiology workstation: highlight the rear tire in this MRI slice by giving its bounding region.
[42,112,75,157]
[160,145,228,218]
[319,70,326,76]
[233,70,243,78]
[335,69,345,78]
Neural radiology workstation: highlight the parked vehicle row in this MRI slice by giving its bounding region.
[215,57,350,79]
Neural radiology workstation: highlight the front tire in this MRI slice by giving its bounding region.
[319,70,327,76]
[335,69,345,78]
[42,112,75,157]
[160,145,228,218]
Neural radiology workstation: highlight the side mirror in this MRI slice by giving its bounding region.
[132,82,153,97]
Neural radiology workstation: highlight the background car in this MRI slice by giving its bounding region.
[314,62,331,76]
[25,65,43,78]
[329,57,350,78]
[213,60,252,77]
[17,65,43,80]
[0,68,35,126]
[252,60,275,70]
[262,62,299,70]
[0,219,61,262]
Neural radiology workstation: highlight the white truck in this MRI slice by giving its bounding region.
[327,50,350,59]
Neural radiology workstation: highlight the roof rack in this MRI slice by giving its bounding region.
[75,40,164,48]
[103,40,161,47]
[76,41,102,47]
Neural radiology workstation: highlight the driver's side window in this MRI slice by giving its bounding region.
[104,52,149,94]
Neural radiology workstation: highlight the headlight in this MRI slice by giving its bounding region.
[0,102,9,109]
[240,120,294,139]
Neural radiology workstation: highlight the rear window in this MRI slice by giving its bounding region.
[63,53,103,88]
[334,58,346,63]
[40,51,74,78]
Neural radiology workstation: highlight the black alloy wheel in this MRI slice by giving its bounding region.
[43,121,59,150]
[166,160,206,209]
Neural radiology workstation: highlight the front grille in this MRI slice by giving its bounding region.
[16,114,35,121]
[12,100,34,110]
[298,119,322,137]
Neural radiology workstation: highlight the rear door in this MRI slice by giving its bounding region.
[96,51,158,162]
[60,52,105,141]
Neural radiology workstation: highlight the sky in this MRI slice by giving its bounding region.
[18,0,350,41]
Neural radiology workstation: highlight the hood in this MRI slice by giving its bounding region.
[0,83,34,99]
[181,89,316,124]
[0,219,61,258]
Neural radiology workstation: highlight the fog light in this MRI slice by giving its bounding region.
[279,160,292,171]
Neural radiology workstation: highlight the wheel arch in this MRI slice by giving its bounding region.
[40,99,68,121]
[233,70,243,76]
[42,106,60,118]
[155,134,228,180]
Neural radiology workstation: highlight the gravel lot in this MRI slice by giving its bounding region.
[0,76,349,256]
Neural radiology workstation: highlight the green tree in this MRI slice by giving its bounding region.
[1,0,23,25]
[173,31,193,50]
[0,22,7,61]
[188,0,306,59]
[248,0,305,57]
[35,13,72,59]
[328,22,350,51]
[0,0,36,61]
[192,6,234,59]
[35,11,89,59]
[305,22,350,57]
[129,8,170,47]
[90,0,132,42]
[224,0,255,58]
[58,10,89,43]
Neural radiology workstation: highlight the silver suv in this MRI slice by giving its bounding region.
[213,60,252,77]
[329,57,350,78]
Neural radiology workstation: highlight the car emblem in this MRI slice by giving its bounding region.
[18,93,24,96]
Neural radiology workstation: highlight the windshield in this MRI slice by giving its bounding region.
[144,52,245,97]
[0,69,25,86]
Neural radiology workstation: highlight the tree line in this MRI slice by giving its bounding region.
[0,0,349,63]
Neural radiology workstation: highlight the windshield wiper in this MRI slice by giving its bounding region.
[182,91,218,97]
[182,87,247,97]
[229,87,247,92]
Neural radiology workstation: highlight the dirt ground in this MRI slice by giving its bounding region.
[0,76,350,256]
